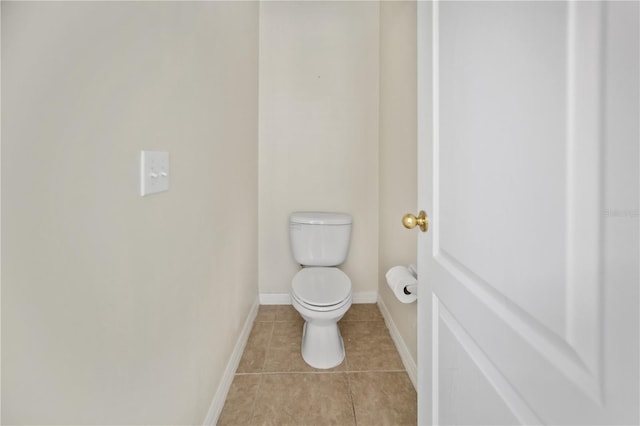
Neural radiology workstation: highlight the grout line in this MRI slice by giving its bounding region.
[258,320,276,372]
[345,370,358,426]
[247,306,272,425]
[246,373,264,425]
[343,343,351,373]
[235,368,407,376]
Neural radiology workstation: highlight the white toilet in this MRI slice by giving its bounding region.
[289,211,353,369]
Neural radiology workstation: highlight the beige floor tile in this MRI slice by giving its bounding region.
[246,322,274,348]
[225,305,413,426]
[263,321,346,372]
[237,322,273,373]
[269,320,303,350]
[251,373,356,426]
[263,346,308,373]
[348,372,417,426]
[255,305,277,322]
[341,303,383,322]
[218,375,262,425]
[262,346,346,373]
[263,347,347,373]
[237,347,267,374]
[340,321,404,371]
[274,304,301,322]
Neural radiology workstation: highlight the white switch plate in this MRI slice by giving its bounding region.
[140,151,169,196]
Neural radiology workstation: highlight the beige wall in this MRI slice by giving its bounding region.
[1,2,258,424]
[258,1,380,297]
[378,1,418,364]
[2,1,420,422]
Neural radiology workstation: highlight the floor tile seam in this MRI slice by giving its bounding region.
[344,367,359,426]
[256,370,349,376]
[345,369,407,374]
[258,321,276,372]
[260,368,347,374]
[237,368,405,375]
[246,373,264,426]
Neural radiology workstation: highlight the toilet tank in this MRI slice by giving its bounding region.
[289,212,352,266]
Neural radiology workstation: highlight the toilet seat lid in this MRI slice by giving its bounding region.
[292,267,351,307]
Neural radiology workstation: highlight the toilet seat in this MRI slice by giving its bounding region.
[292,291,352,312]
[291,267,351,311]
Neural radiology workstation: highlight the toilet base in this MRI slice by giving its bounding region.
[291,294,352,369]
[301,321,345,369]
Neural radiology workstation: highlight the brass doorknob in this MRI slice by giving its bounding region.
[402,211,429,232]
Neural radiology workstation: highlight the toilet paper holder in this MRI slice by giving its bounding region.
[385,263,418,303]
[404,263,418,295]
[403,283,417,295]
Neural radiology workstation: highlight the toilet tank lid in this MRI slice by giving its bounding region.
[290,212,352,225]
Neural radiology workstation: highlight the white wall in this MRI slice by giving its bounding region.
[258,1,380,297]
[1,2,258,424]
[378,1,418,364]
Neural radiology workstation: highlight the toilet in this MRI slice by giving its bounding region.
[289,211,353,369]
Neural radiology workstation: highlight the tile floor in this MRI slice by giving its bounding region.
[218,304,417,426]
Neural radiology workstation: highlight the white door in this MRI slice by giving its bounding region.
[417,1,639,425]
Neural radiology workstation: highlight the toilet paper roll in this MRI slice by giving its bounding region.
[385,266,418,303]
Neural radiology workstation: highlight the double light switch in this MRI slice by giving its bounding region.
[140,151,169,196]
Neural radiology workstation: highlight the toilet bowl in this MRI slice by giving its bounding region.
[291,267,352,369]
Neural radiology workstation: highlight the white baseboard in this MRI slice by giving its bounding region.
[259,293,291,305]
[202,297,259,425]
[259,291,378,305]
[377,296,417,390]
[352,291,378,303]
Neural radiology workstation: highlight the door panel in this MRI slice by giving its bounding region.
[437,299,524,426]
[439,2,568,337]
[418,1,639,424]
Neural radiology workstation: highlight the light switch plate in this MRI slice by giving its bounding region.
[140,151,169,196]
